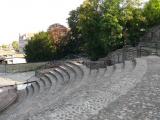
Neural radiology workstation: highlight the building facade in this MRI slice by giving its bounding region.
[19,33,34,53]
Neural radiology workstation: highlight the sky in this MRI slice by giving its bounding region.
[0,0,83,45]
[0,0,149,45]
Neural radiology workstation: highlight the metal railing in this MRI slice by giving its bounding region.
[0,80,37,90]
[83,41,160,69]
[1,42,160,89]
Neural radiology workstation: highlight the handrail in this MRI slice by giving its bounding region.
[82,42,159,69]
[34,41,160,72]
[0,80,37,89]
[1,42,158,89]
[0,90,17,112]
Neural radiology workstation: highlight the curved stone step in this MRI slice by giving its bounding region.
[0,57,149,120]
[58,66,70,83]
[43,74,52,90]
[11,66,74,117]
[47,70,63,91]
[47,71,58,82]
[63,63,77,81]
[35,81,40,94]
[39,77,46,89]
[66,61,84,80]
[44,73,57,94]
[25,76,42,95]
[31,81,40,95]
[0,91,17,113]
[32,63,87,114]
[54,68,67,84]
[49,70,64,84]
[17,87,28,103]
[38,59,146,120]
[26,84,34,98]
[48,70,66,93]
[0,86,29,118]
[44,74,54,86]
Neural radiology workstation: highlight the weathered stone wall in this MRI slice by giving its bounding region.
[141,25,160,42]
[0,62,47,73]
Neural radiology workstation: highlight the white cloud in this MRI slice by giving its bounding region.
[0,0,83,45]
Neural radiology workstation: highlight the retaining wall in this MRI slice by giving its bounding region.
[0,62,47,73]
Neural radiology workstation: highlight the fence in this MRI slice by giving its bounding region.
[83,42,160,69]
[0,42,160,93]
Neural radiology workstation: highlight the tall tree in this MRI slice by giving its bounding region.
[67,0,155,60]
[119,0,146,45]
[24,32,55,62]
[143,0,160,26]
[67,7,84,53]
[78,0,106,60]
[12,41,19,52]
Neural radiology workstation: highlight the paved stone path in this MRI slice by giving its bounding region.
[27,58,147,120]
[0,71,35,82]
[88,56,160,120]
[0,77,19,86]
[1,56,160,120]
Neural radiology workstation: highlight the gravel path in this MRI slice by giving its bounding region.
[27,58,147,120]
[88,56,160,120]
[1,56,160,120]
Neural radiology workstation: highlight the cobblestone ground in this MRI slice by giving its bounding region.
[1,56,160,120]
[27,58,146,120]
[88,56,160,120]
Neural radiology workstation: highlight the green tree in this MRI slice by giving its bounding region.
[143,0,160,26]
[77,0,124,60]
[2,44,7,49]
[77,0,106,60]
[119,0,146,45]
[100,0,123,51]
[24,32,55,62]
[12,41,19,52]
[67,7,84,54]
[67,0,157,60]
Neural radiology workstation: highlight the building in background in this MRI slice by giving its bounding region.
[19,33,35,53]
[3,54,26,64]
[0,50,26,64]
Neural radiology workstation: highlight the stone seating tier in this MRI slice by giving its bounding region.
[0,57,149,120]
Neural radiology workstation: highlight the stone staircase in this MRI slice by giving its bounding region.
[0,86,17,112]
[0,55,151,120]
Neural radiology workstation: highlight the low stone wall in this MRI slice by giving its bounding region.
[0,62,47,73]
[83,60,108,69]
[98,47,152,65]
[141,25,160,42]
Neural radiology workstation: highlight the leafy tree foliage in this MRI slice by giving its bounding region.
[12,41,19,52]
[78,0,105,60]
[119,0,147,46]
[67,7,84,54]
[1,44,7,49]
[143,0,160,26]
[24,32,55,62]
[67,0,155,60]
[24,0,160,62]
